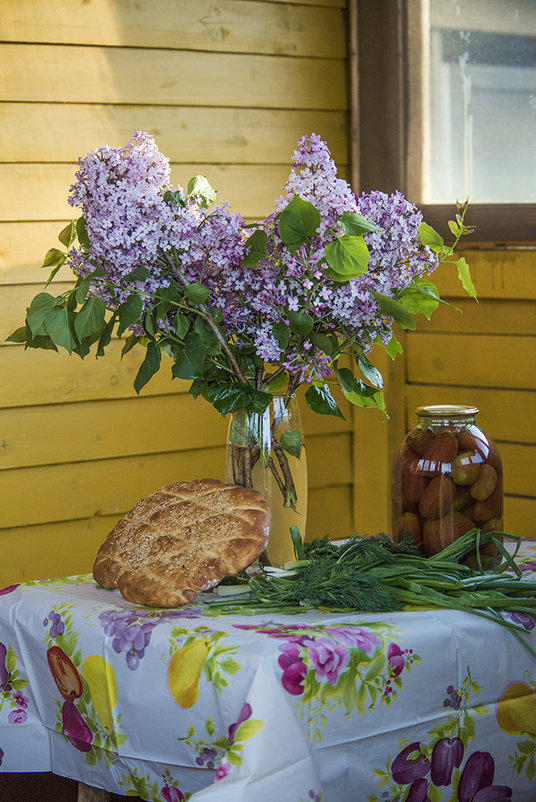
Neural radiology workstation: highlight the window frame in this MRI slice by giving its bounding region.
[353,0,536,245]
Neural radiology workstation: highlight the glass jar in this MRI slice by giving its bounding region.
[391,405,503,566]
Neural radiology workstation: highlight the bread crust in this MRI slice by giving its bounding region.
[92,478,270,607]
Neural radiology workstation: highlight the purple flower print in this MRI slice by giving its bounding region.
[324,626,381,656]
[12,691,28,709]
[215,761,231,781]
[387,643,406,677]
[430,737,464,786]
[304,636,350,686]
[509,611,535,631]
[457,751,512,802]
[8,708,27,725]
[227,702,252,745]
[278,643,308,695]
[0,745,3,766]
[0,643,8,689]
[391,742,430,785]
[0,584,20,596]
[406,778,431,802]
[308,790,321,802]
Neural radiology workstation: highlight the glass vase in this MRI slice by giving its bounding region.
[391,404,503,568]
[225,395,308,567]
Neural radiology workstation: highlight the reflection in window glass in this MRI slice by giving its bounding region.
[426,0,536,203]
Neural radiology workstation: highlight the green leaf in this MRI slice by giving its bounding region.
[44,305,76,353]
[205,717,216,737]
[118,294,144,337]
[96,314,116,356]
[418,221,444,252]
[184,283,210,306]
[280,429,302,458]
[226,748,244,767]
[193,317,221,357]
[355,352,383,388]
[266,372,288,393]
[121,333,141,358]
[172,332,206,380]
[456,256,477,298]
[209,385,250,416]
[310,332,334,355]
[174,313,189,338]
[76,217,91,249]
[163,189,186,206]
[187,174,217,207]
[58,221,77,248]
[272,321,290,349]
[278,194,320,252]
[338,211,380,236]
[134,341,161,393]
[287,310,314,336]
[42,248,65,268]
[324,235,369,281]
[6,326,27,344]
[398,277,440,320]
[305,384,345,418]
[242,229,268,268]
[44,262,65,288]
[234,719,264,743]
[370,291,416,330]
[74,296,106,340]
[74,277,92,305]
[6,643,17,674]
[124,266,150,283]
[382,333,403,360]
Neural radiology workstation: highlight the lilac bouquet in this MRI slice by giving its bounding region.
[10,132,474,507]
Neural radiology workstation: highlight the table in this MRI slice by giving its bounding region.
[1,541,536,802]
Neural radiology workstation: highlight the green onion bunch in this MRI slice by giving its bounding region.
[209,527,536,659]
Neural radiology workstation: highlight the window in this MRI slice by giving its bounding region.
[355,0,536,242]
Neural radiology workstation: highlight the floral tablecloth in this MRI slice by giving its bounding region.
[1,541,536,801]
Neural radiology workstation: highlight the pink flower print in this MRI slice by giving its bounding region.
[0,745,3,766]
[215,761,231,781]
[387,643,406,677]
[8,708,27,725]
[13,691,28,709]
[278,643,307,695]
[304,636,350,685]
[325,626,381,656]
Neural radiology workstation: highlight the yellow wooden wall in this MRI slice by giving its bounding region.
[0,0,354,585]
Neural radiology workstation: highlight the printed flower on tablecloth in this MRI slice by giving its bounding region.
[0,584,20,595]
[167,624,241,707]
[178,701,264,781]
[498,671,536,783]
[119,767,192,801]
[0,641,29,722]
[369,667,514,801]
[233,620,419,740]
[44,603,127,768]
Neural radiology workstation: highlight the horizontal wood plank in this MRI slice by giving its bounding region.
[433,249,536,300]
[406,333,536,390]
[0,443,352,529]
[0,222,72,285]
[406,385,536,445]
[0,45,348,110]
[0,103,349,165]
[416,298,536,336]
[499,443,536,498]
[1,0,346,57]
[504,496,536,539]
[0,163,351,222]
[306,485,353,540]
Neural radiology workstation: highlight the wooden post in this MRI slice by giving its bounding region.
[77,782,111,802]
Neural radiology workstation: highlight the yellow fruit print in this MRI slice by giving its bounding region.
[82,654,117,733]
[168,639,210,708]
[497,681,536,736]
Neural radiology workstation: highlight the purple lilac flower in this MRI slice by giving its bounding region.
[8,709,27,725]
[303,635,349,686]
